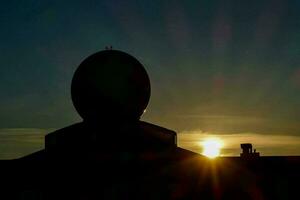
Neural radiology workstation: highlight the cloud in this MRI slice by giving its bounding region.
[178,130,300,156]
[0,128,52,159]
[1,127,300,159]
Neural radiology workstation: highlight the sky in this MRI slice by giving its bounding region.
[1,0,300,158]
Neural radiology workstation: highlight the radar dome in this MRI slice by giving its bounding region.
[71,50,151,122]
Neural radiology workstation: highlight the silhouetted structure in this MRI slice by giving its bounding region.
[240,143,260,158]
[16,50,204,199]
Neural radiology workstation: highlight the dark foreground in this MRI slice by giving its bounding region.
[1,154,300,199]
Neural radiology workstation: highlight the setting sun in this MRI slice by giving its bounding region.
[201,138,224,158]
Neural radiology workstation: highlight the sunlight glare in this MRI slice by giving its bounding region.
[201,138,224,159]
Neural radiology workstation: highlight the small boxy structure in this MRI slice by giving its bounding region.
[240,143,260,158]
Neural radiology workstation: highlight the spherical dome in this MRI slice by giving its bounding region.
[71,50,151,121]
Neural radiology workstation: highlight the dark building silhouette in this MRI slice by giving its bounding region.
[22,50,194,162]
[0,50,300,200]
[14,50,205,199]
[240,143,260,158]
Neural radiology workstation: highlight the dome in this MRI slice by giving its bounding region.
[71,50,151,122]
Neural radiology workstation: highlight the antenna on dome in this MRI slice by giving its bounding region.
[105,45,113,50]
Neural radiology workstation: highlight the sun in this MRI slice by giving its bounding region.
[201,138,224,159]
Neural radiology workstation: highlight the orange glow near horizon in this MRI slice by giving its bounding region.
[201,138,224,158]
